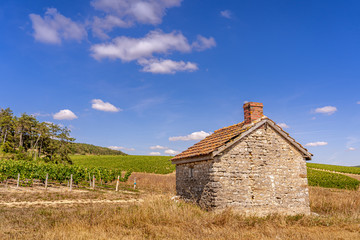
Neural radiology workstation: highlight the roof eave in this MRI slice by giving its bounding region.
[171,154,213,165]
[265,119,313,160]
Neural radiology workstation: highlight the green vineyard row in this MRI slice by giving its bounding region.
[0,159,132,184]
[71,155,175,174]
[307,168,360,190]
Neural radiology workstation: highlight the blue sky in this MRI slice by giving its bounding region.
[1,0,360,165]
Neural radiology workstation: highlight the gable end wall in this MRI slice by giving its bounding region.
[212,125,310,215]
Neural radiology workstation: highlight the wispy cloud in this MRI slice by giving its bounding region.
[53,109,78,120]
[169,131,211,141]
[91,99,122,112]
[91,30,214,61]
[192,35,216,51]
[108,146,135,151]
[29,8,87,44]
[346,137,359,151]
[91,0,182,38]
[91,30,191,61]
[92,15,132,39]
[31,112,51,117]
[220,10,232,19]
[149,151,161,156]
[314,106,337,115]
[90,30,215,73]
[138,58,198,74]
[305,141,328,147]
[150,145,168,150]
[164,149,180,155]
[277,123,290,129]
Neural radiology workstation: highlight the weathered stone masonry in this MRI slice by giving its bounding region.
[173,102,312,215]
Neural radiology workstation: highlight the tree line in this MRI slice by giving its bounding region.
[69,143,126,156]
[0,107,75,164]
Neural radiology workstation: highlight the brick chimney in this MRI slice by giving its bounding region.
[243,102,263,124]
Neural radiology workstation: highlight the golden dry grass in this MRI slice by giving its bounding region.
[125,172,176,194]
[1,174,360,240]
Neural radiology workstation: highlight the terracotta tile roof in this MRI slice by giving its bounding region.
[172,116,312,162]
[171,121,248,161]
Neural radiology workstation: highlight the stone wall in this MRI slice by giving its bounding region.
[175,160,216,209]
[176,124,310,215]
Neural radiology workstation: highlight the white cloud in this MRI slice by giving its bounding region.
[305,141,328,147]
[345,137,359,150]
[149,151,161,156]
[277,123,290,129]
[164,149,180,155]
[91,99,122,112]
[90,30,214,73]
[192,35,216,51]
[92,15,131,39]
[29,8,87,44]
[91,30,191,61]
[169,131,211,141]
[31,112,51,117]
[314,106,337,115]
[91,0,182,38]
[150,145,168,150]
[138,58,198,74]
[53,109,78,120]
[108,146,135,151]
[220,10,232,19]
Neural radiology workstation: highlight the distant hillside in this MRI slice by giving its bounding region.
[69,143,126,155]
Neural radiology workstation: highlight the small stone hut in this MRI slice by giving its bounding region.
[171,102,312,215]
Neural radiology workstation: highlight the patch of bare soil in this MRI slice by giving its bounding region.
[0,198,143,208]
[0,184,141,208]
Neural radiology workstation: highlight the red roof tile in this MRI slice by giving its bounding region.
[171,121,248,161]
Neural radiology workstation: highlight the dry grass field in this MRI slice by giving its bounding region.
[1,173,360,240]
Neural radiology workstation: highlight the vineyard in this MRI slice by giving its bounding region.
[71,155,175,174]
[307,162,360,175]
[69,155,360,191]
[0,159,131,185]
[307,168,360,190]
[1,154,360,191]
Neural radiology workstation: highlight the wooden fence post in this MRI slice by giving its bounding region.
[92,175,95,190]
[17,173,20,188]
[70,174,73,191]
[116,175,120,192]
[45,173,48,190]
[89,173,91,187]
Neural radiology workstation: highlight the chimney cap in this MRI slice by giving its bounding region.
[243,102,263,108]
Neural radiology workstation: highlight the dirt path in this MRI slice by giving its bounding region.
[0,198,143,208]
[308,167,360,180]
